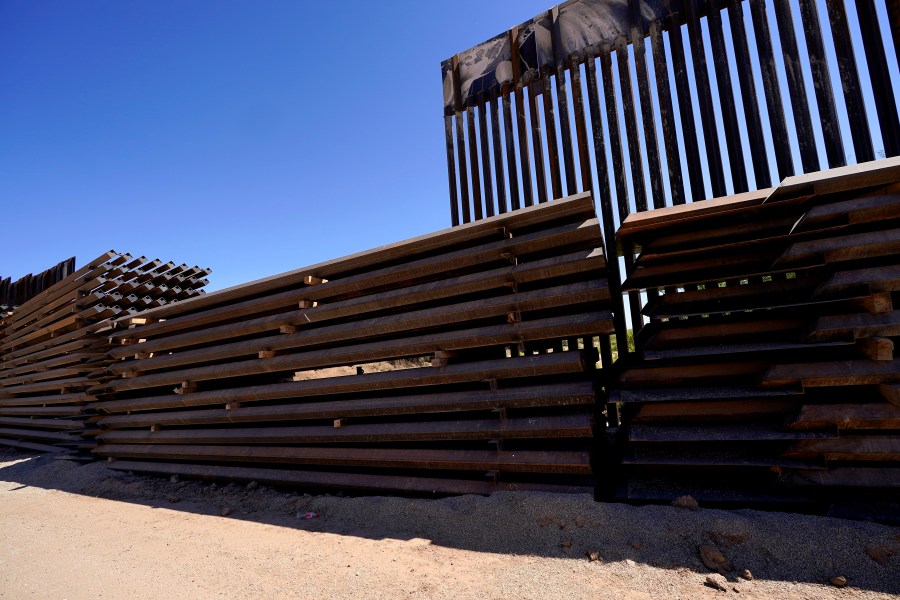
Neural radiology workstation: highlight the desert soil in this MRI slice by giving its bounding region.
[0,449,897,599]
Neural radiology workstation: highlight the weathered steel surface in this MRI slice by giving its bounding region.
[0,253,209,456]
[858,0,900,157]
[91,196,612,495]
[799,0,845,168]
[106,460,594,496]
[613,157,900,512]
[727,1,770,190]
[442,0,900,209]
[441,0,900,379]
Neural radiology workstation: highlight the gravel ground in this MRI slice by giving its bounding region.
[0,448,898,599]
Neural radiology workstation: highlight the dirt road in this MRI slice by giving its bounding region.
[0,450,897,599]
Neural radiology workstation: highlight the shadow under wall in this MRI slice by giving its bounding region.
[0,449,898,594]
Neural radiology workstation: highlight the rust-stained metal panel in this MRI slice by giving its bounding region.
[441,0,676,113]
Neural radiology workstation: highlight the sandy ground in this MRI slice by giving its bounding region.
[0,449,898,600]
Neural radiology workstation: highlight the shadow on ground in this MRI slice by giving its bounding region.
[1,448,898,595]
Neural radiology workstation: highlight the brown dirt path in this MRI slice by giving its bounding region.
[0,451,897,599]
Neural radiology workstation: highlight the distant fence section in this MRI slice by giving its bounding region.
[89,195,613,496]
[1,257,76,310]
[442,0,900,347]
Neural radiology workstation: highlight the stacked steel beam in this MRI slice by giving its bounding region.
[0,253,209,454]
[612,159,900,511]
[90,193,613,495]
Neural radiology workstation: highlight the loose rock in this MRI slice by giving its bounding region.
[536,516,553,527]
[559,540,572,548]
[672,495,699,511]
[220,507,231,517]
[169,475,180,484]
[866,545,893,565]
[709,531,747,548]
[246,481,259,491]
[740,569,753,581]
[699,544,733,573]
[830,575,848,588]
[574,516,586,528]
[585,551,601,562]
[704,575,728,592]
[630,539,642,550]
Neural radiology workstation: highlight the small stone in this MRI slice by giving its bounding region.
[170,475,180,484]
[167,496,180,503]
[246,481,259,490]
[708,531,748,548]
[830,576,848,588]
[704,575,728,592]
[586,551,601,562]
[630,539,643,550]
[221,507,231,516]
[574,516,586,528]
[537,516,554,527]
[672,495,699,511]
[866,545,893,565]
[559,540,572,548]
[558,521,566,529]
[699,544,733,573]
[625,559,636,567]
[740,569,753,581]
[732,586,741,593]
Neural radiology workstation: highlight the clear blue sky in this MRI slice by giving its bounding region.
[4,1,897,294]
[1,1,550,290]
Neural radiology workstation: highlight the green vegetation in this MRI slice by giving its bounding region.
[607,329,635,364]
